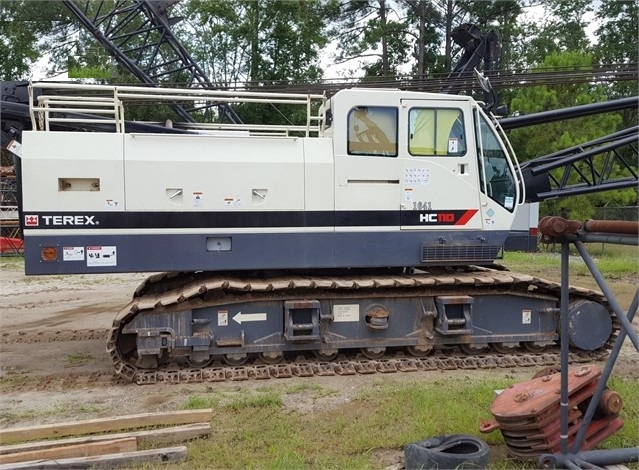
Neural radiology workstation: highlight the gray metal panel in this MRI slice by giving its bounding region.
[470,295,557,341]
[119,291,560,357]
[504,232,538,252]
[25,232,334,274]
[24,229,509,275]
[334,230,508,266]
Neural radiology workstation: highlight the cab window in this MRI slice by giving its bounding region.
[409,108,466,156]
[475,110,517,211]
[347,106,398,157]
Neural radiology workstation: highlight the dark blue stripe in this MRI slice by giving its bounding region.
[24,209,480,230]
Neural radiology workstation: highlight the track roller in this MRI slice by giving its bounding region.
[407,345,434,357]
[459,343,488,355]
[360,347,386,359]
[314,349,338,361]
[187,356,213,368]
[223,353,249,366]
[491,342,519,354]
[259,351,284,364]
[523,341,549,353]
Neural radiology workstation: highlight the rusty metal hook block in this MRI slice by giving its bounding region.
[479,365,625,460]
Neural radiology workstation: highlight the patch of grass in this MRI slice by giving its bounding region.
[0,256,24,269]
[182,388,283,412]
[600,377,639,450]
[66,352,94,364]
[183,395,221,410]
[167,374,638,469]
[572,255,639,278]
[503,250,562,271]
[0,408,39,426]
[0,369,31,390]
[587,243,639,258]
[53,402,105,415]
[283,382,321,394]
[0,400,107,427]
[282,382,339,398]
[349,377,511,449]
[225,390,283,411]
[489,458,532,469]
[503,250,638,278]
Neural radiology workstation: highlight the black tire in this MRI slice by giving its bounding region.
[404,434,490,469]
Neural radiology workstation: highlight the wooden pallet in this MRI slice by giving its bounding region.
[0,409,212,469]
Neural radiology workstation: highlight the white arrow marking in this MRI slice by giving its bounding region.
[232,311,267,325]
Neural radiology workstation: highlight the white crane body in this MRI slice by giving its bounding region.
[21,85,519,275]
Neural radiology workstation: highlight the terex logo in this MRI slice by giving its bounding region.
[41,215,98,226]
[24,215,39,226]
[420,212,455,223]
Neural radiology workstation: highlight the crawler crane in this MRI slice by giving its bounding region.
[13,80,637,383]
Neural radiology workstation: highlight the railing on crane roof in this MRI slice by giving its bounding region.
[28,82,327,137]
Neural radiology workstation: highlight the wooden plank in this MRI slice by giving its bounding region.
[0,438,137,465]
[0,423,210,455]
[0,409,213,444]
[0,445,187,469]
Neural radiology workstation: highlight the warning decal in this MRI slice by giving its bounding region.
[63,247,85,261]
[86,246,117,267]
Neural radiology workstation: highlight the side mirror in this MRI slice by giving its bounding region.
[495,105,508,117]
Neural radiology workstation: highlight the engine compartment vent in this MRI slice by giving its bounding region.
[421,244,502,264]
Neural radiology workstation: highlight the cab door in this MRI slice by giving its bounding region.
[399,99,483,230]
[334,105,400,215]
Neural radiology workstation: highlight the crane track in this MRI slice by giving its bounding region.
[128,350,608,385]
[0,351,607,393]
[108,267,619,385]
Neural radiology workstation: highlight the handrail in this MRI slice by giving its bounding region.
[28,82,326,137]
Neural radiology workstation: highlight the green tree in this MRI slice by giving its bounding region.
[184,0,337,87]
[519,0,593,67]
[330,0,410,79]
[183,0,336,125]
[461,0,521,71]
[509,52,622,157]
[594,0,638,66]
[507,52,635,220]
[0,1,73,80]
[593,0,638,130]
[416,0,518,72]
[416,0,474,73]
[404,0,442,79]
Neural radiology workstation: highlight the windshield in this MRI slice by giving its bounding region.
[475,110,517,211]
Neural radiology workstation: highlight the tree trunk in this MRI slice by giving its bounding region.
[417,0,426,80]
[444,0,453,72]
[380,0,389,76]
[249,0,260,82]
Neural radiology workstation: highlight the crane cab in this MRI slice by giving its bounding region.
[325,88,520,264]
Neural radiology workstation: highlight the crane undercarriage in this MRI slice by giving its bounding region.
[109,266,618,385]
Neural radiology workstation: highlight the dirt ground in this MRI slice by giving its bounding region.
[0,257,637,466]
